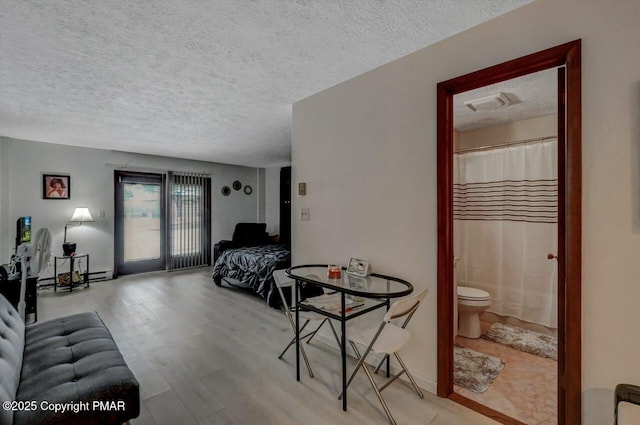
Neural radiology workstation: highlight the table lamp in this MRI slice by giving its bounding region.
[63,207,94,256]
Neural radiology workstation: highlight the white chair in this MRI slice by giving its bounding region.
[339,288,428,425]
[273,269,341,378]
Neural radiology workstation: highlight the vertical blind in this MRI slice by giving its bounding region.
[167,172,211,270]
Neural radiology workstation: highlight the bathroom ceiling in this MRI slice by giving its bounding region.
[454,68,558,132]
[0,0,532,167]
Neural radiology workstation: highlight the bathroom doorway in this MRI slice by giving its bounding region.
[436,41,582,425]
[452,68,559,424]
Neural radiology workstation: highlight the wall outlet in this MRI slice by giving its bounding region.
[300,208,310,221]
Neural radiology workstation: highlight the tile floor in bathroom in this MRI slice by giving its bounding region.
[454,321,557,425]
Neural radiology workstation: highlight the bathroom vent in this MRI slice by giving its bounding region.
[464,92,511,112]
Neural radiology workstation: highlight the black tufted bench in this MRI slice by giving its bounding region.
[0,294,139,425]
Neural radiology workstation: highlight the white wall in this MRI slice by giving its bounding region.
[0,141,5,264]
[292,0,640,423]
[256,168,266,223]
[457,114,557,150]
[0,137,263,278]
[264,167,281,236]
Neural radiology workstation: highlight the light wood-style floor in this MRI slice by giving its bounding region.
[37,269,499,425]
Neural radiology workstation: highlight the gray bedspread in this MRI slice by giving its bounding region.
[212,244,290,307]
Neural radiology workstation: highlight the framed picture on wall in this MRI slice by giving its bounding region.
[43,174,70,199]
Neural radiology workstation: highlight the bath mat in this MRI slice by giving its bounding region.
[483,323,557,360]
[454,346,505,394]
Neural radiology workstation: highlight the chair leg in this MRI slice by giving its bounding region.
[375,354,423,398]
[278,335,296,359]
[328,319,342,348]
[304,318,340,348]
[278,318,315,378]
[299,341,315,378]
[338,341,373,400]
[373,354,389,374]
[377,369,404,393]
[393,353,423,399]
[296,321,315,378]
[339,324,386,400]
[306,318,328,344]
[278,320,311,359]
[349,343,397,425]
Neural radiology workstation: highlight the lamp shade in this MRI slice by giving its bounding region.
[68,207,94,223]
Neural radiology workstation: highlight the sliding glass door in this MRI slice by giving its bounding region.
[114,170,211,277]
[114,171,166,276]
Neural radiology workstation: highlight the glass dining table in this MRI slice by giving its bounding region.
[286,264,413,412]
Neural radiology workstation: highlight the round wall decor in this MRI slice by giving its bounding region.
[243,185,253,195]
[232,180,242,191]
[221,186,231,196]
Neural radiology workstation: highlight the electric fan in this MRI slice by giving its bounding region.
[11,228,52,320]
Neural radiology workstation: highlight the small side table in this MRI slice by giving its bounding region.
[53,254,90,292]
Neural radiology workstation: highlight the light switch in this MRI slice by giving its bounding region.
[300,208,310,221]
[298,182,306,196]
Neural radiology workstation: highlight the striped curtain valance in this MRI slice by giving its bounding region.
[454,179,558,223]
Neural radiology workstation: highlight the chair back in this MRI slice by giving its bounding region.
[383,288,428,324]
[232,222,269,246]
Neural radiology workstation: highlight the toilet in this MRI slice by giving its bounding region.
[457,286,491,338]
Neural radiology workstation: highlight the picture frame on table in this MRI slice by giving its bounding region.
[43,174,70,200]
[347,257,369,277]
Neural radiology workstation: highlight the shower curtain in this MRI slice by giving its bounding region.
[454,140,558,328]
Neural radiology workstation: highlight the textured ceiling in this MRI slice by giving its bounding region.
[0,0,531,168]
[454,68,558,132]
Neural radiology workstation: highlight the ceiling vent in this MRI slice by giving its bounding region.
[464,92,511,112]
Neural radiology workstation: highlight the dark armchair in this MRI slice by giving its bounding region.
[213,222,272,263]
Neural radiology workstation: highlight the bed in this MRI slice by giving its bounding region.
[212,244,290,307]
